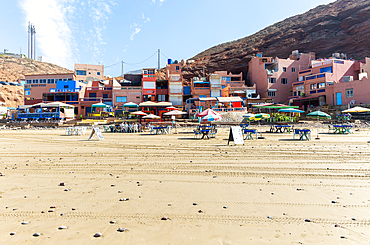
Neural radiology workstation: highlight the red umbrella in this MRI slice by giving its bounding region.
[165,106,178,111]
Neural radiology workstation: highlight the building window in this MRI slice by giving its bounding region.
[283,67,286,72]
[293,91,297,96]
[269,78,276,83]
[103,94,108,99]
[25,90,31,96]
[89,93,97,98]
[281,78,288,84]
[292,68,296,72]
[116,96,127,103]
[47,79,55,84]
[39,79,46,84]
[176,66,179,70]
[76,70,86,76]
[268,91,276,97]
[32,79,38,84]
[310,84,316,90]
[317,82,325,89]
[97,72,101,75]
[346,88,353,98]
[64,85,68,88]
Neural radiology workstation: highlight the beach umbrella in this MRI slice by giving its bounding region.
[142,113,160,119]
[165,106,178,111]
[202,114,222,122]
[278,108,305,121]
[123,102,139,109]
[242,113,255,118]
[130,111,147,116]
[342,106,370,113]
[249,113,270,121]
[92,102,110,108]
[163,110,186,116]
[196,109,221,117]
[307,111,331,139]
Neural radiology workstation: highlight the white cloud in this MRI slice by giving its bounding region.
[142,13,150,23]
[130,28,141,41]
[19,0,76,69]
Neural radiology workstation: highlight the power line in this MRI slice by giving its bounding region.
[105,51,158,69]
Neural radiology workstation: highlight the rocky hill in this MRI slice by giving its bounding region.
[0,55,72,108]
[182,0,370,82]
[0,85,24,108]
[0,55,72,82]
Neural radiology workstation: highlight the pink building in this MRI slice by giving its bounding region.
[292,57,370,108]
[248,51,315,103]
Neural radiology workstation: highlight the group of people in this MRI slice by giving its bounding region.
[115,122,153,133]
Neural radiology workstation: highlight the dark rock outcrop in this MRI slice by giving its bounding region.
[182,0,370,83]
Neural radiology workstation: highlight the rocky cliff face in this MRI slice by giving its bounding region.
[182,0,370,82]
[0,56,72,82]
[0,85,24,108]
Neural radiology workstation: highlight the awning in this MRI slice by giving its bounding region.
[139,101,173,107]
[217,96,243,103]
[267,89,277,91]
[199,97,217,101]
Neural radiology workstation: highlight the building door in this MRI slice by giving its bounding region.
[336,92,342,105]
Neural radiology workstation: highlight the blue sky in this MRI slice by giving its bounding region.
[0,0,335,77]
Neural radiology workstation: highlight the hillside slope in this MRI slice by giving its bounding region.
[0,56,72,82]
[182,0,370,81]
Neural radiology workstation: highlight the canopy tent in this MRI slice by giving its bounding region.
[307,111,331,139]
[342,106,370,113]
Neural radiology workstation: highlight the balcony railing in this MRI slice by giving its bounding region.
[169,89,183,94]
[80,98,113,102]
[87,87,113,91]
[49,88,81,93]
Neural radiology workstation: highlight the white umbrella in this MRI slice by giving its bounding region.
[342,107,370,113]
[163,110,187,116]
[142,114,160,119]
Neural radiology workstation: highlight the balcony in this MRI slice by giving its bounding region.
[49,88,81,93]
[169,89,183,94]
[80,98,113,102]
[156,89,168,95]
[87,87,113,91]
[193,87,210,96]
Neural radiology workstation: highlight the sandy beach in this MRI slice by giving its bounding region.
[1,125,370,244]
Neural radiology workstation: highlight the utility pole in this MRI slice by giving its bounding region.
[121,61,124,76]
[158,49,160,70]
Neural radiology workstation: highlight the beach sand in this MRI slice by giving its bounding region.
[0,126,370,244]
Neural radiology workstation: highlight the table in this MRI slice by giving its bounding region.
[293,129,311,140]
[200,129,210,139]
[239,124,249,129]
[153,126,167,134]
[333,125,352,134]
[271,125,292,133]
[243,129,257,140]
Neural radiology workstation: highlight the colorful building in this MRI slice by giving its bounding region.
[75,64,104,82]
[142,68,156,102]
[167,60,183,107]
[291,57,370,108]
[248,51,315,103]
[24,73,76,105]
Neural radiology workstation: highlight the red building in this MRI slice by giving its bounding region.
[142,68,156,101]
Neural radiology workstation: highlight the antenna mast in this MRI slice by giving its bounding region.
[158,49,160,71]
